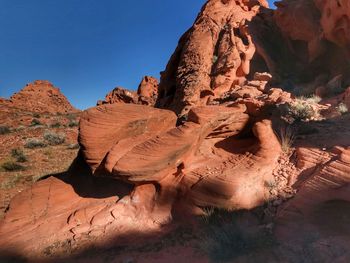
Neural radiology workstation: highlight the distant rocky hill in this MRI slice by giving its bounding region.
[97,76,159,106]
[1,80,79,114]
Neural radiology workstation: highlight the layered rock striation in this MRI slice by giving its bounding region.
[1,0,350,258]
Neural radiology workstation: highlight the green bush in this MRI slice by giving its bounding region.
[68,120,79,127]
[0,126,11,135]
[15,125,26,132]
[66,113,78,121]
[30,118,42,126]
[301,95,321,104]
[1,161,25,172]
[287,101,316,121]
[11,148,28,162]
[43,131,65,145]
[50,122,61,128]
[25,138,47,149]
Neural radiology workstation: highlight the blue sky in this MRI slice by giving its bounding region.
[0,0,276,109]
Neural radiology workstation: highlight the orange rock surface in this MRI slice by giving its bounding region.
[2,0,350,260]
[97,76,159,106]
[1,80,78,114]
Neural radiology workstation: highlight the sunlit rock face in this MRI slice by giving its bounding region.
[1,80,78,114]
[157,0,270,116]
[97,76,159,106]
[157,0,350,116]
[2,0,350,259]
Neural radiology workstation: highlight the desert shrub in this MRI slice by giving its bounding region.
[11,148,28,162]
[1,174,22,189]
[66,113,78,121]
[0,126,11,135]
[43,131,65,145]
[30,118,42,126]
[50,122,61,128]
[68,120,79,127]
[303,95,321,104]
[67,143,80,150]
[287,100,317,121]
[15,125,26,132]
[1,161,25,172]
[25,138,47,149]
[265,180,278,192]
[201,209,277,262]
[275,125,295,153]
[33,113,41,118]
[337,103,348,115]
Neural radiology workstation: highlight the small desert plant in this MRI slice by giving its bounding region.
[337,103,348,115]
[25,138,47,149]
[275,125,295,153]
[303,95,321,104]
[30,118,42,126]
[50,122,61,128]
[43,131,65,145]
[201,209,277,262]
[1,174,22,189]
[201,206,216,223]
[15,125,26,132]
[265,180,278,191]
[0,125,11,135]
[67,143,80,150]
[1,161,25,172]
[11,148,28,162]
[33,113,41,118]
[66,113,78,121]
[287,100,317,121]
[68,120,79,127]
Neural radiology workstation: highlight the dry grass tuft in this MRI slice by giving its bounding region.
[275,125,295,153]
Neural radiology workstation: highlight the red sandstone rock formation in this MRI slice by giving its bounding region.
[137,76,159,105]
[274,0,350,94]
[97,87,139,105]
[2,0,350,260]
[97,76,159,106]
[1,80,78,114]
[0,83,288,255]
[156,0,350,116]
[79,104,177,172]
[276,146,350,245]
[157,0,270,116]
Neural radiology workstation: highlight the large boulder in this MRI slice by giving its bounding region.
[79,104,177,172]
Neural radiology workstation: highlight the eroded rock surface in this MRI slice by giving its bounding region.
[98,76,159,106]
[157,0,272,116]
[2,0,350,260]
[79,104,177,172]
